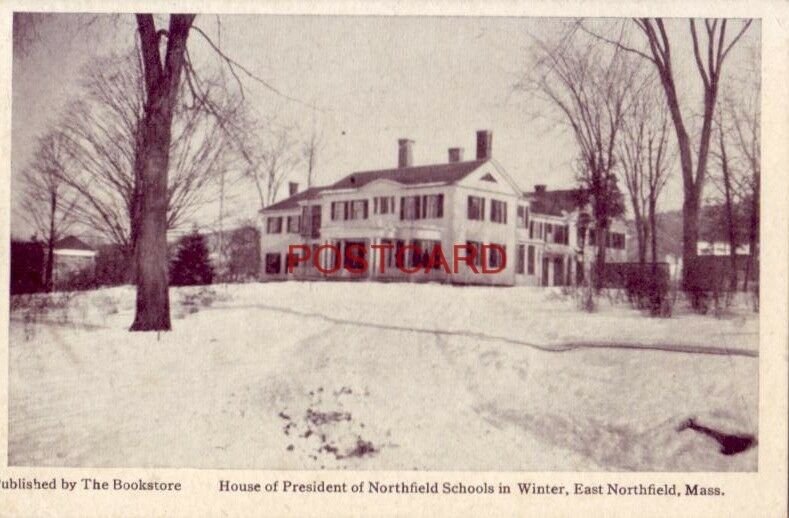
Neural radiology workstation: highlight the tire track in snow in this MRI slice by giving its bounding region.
[206,303,758,358]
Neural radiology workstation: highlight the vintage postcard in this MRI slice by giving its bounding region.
[0,1,786,516]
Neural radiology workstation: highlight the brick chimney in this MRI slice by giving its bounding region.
[476,130,492,160]
[288,182,299,196]
[534,184,547,194]
[448,147,464,163]
[398,139,414,168]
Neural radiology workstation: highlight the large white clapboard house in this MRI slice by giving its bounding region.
[259,130,627,286]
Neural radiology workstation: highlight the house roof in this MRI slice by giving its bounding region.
[525,188,586,216]
[53,236,95,251]
[329,159,487,190]
[261,159,489,213]
[261,187,327,212]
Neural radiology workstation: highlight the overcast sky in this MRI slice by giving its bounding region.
[11,14,760,240]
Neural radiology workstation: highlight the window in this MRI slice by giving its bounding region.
[301,205,322,237]
[374,196,396,215]
[489,244,506,269]
[423,194,444,219]
[331,200,368,220]
[529,221,534,239]
[610,232,625,250]
[287,215,301,233]
[466,240,483,267]
[490,200,507,224]
[265,253,281,274]
[527,245,535,275]
[350,200,368,220]
[401,194,443,220]
[308,205,321,237]
[545,223,553,242]
[552,224,568,245]
[517,244,525,274]
[266,217,282,234]
[401,196,420,220]
[589,229,597,246]
[467,196,485,221]
[517,206,529,228]
[331,202,344,221]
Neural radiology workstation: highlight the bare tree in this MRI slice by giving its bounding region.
[710,109,741,291]
[618,81,673,265]
[524,26,632,287]
[710,63,760,292]
[589,18,752,289]
[17,131,80,291]
[728,70,760,292]
[243,116,303,210]
[16,13,320,330]
[54,50,239,282]
[302,108,325,189]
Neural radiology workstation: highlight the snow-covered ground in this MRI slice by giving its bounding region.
[8,282,758,471]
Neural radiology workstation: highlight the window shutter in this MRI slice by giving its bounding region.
[437,194,444,218]
[400,197,405,220]
[363,200,369,219]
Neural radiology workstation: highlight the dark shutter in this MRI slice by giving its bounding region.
[400,197,405,220]
[437,194,444,218]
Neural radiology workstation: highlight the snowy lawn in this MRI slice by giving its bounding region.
[8,282,758,471]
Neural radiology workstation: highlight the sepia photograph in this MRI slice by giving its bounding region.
[8,12,761,474]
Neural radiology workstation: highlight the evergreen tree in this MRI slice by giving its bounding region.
[170,230,214,286]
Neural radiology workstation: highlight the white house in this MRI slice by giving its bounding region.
[259,130,627,287]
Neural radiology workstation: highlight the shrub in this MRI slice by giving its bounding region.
[623,264,671,317]
[170,231,214,286]
[683,257,733,314]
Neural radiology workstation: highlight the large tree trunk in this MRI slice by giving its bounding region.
[130,106,173,330]
[638,220,648,265]
[681,192,700,287]
[130,14,195,331]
